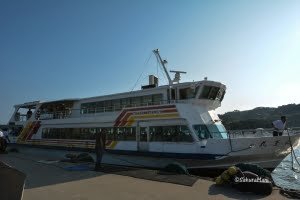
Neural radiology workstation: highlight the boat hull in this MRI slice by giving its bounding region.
[101,149,289,170]
[13,133,300,170]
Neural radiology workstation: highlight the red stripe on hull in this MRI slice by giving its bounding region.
[114,105,176,126]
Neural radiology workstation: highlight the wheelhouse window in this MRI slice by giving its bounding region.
[215,88,225,101]
[179,87,198,99]
[199,86,222,100]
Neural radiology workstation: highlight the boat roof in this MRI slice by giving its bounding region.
[40,98,80,105]
[14,101,40,108]
[80,80,225,102]
[13,80,225,106]
[14,99,80,108]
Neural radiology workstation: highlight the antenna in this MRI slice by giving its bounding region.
[170,70,186,84]
[153,49,172,85]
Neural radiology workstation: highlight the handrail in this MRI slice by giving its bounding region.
[200,128,300,140]
[15,114,27,122]
[226,128,300,138]
[210,128,300,139]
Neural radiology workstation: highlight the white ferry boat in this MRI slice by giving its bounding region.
[7,49,300,170]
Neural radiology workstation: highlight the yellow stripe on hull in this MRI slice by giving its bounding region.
[107,141,117,149]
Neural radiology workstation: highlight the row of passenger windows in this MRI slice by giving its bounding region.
[81,94,163,114]
[42,127,136,141]
[199,86,225,101]
[42,125,194,142]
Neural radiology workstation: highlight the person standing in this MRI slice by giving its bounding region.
[94,128,107,171]
[26,109,33,120]
[3,128,10,143]
[0,129,7,152]
[272,116,287,136]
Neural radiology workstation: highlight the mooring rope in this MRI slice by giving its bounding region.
[287,130,300,171]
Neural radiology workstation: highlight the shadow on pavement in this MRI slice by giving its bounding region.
[0,161,26,200]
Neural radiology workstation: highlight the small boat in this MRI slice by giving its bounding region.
[7,49,300,170]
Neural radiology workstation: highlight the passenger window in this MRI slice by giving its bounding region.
[96,102,104,112]
[141,95,153,106]
[140,127,147,142]
[106,128,115,140]
[131,97,141,107]
[193,125,211,139]
[149,126,193,142]
[115,127,136,141]
[121,98,131,108]
[112,99,121,111]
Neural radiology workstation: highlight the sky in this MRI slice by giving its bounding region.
[0,0,300,124]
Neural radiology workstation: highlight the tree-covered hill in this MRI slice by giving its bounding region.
[219,104,300,130]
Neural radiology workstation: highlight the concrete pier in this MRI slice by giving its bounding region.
[0,147,287,200]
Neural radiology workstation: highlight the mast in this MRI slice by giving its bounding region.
[153,49,173,86]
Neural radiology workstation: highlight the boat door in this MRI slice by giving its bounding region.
[137,121,149,152]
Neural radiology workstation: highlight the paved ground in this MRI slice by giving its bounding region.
[0,147,288,200]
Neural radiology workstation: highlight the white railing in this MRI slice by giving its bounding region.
[227,128,300,138]
[14,114,28,122]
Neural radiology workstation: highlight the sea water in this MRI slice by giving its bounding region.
[272,146,300,190]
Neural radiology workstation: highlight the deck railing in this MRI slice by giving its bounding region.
[227,127,300,138]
